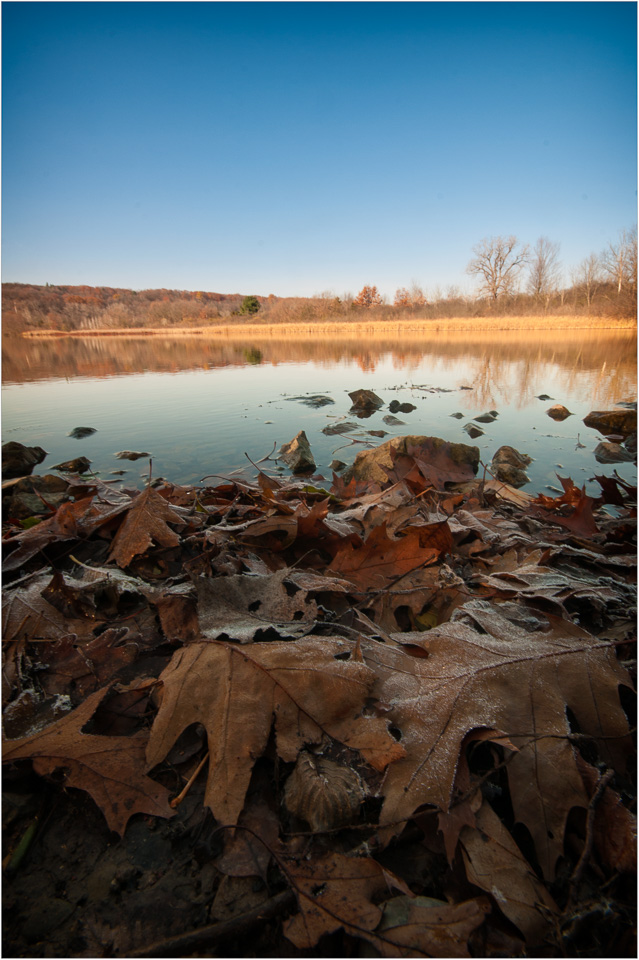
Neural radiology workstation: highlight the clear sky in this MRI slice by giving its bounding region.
[2,1,637,300]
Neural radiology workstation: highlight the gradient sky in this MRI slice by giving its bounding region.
[2,1,637,299]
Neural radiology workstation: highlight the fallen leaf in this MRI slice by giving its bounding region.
[460,801,558,943]
[328,520,452,592]
[108,486,184,568]
[145,637,404,826]
[374,894,491,958]
[3,686,174,835]
[195,568,320,642]
[363,599,632,878]
[282,852,386,948]
[575,754,637,874]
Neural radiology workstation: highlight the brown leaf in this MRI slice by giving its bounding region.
[576,754,637,874]
[282,852,386,948]
[2,572,100,642]
[37,628,138,701]
[108,486,184,568]
[195,568,320,642]
[529,480,600,538]
[374,894,491,958]
[145,637,404,826]
[328,520,452,592]
[364,599,631,879]
[460,802,558,943]
[386,438,479,491]
[3,686,174,835]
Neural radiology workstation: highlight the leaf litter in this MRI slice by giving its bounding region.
[2,440,636,958]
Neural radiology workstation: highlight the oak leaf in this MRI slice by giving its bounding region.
[328,520,452,592]
[3,686,174,835]
[374,894,491,958]
[460,801,558,943]
[108,486,184,568]
[195,568,322,642]
[145,637,404,826]
[283,851,489,957]
[364,599,632,879]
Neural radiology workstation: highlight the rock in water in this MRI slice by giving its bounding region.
[115,451,151,461]
[583,409,637,437]
[2,442,48,479]
[491,445,532,487]
[594,441,635,464]
[464,424,484,439]
[51,457,91,473]
[68,427,97,439]
[348,389,384,412]
[546,405,572,421]
[341,435,479,486]
[279,431,316,474]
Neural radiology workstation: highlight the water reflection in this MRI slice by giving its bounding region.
[2,329,636,494]
[2,329,636,411]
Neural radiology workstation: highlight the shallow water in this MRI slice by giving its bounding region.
[2,328,636,495]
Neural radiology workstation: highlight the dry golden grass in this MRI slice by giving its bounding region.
[21,315,637,339]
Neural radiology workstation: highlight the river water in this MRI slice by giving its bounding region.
[2,327,636,495]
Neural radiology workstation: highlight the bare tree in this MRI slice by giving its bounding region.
[572,253,602,308]
[527,237,562,306]
[466,236,529,300]
[601,227,637,294]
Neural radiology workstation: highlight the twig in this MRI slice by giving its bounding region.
[169,751,209,808]
[566,768,615,907]
[129,888,295,957]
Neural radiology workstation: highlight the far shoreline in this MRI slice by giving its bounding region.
[19,315,638,339]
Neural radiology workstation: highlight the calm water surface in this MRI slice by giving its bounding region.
[2,329,636,495]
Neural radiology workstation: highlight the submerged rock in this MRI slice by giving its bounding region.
[464,424,484,439]
[367,430,388,438]
[474,412,498,424]
[594,441,635,464]
[285,395,335,408]
[547,405,572,421]
[51,457,91,474]
[329,459,347,473]
[583,409,637,437]
[68,427,97,439]
[491,445,532,488]
[383,415,405,426]
[321,421,358,436]
[279,431,316,474]
[115,451,151,461]
[341,435,479,486]
[449,412,464,419]
[2,442,48,480]
[536,394,554,401]
[389,400,416,414]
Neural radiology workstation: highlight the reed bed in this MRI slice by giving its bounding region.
[21,315,637,339]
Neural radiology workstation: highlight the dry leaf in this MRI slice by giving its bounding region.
[364,599,631,878]
[374,894,491,958]
[3,686,174,835]
[145,637,404,826]
[328,520,452,592]
[460,801,558,943]
[282,852,386,948]
[108,485,184,567]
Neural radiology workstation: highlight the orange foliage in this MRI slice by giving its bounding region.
[353,285,382,308]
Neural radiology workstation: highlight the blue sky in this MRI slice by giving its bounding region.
[2,1,637,299]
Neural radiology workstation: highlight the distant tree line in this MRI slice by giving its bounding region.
[2,227,635,334]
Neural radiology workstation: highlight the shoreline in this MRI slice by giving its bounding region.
[19,315,637,339]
